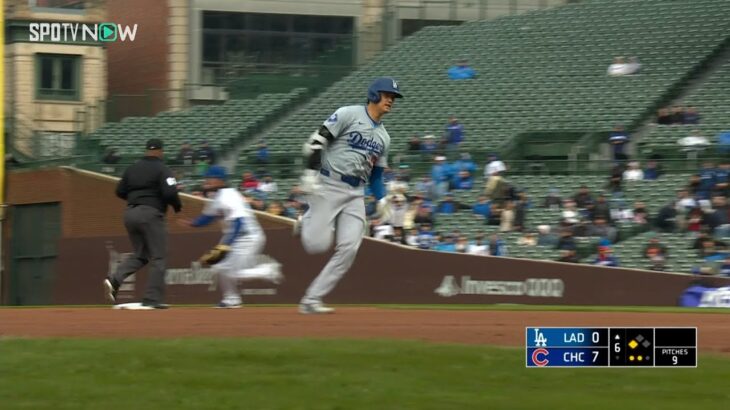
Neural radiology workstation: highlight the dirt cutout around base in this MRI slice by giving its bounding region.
[0,307,728,354]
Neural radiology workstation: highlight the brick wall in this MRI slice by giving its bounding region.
[5,167,213,238]
[2,166,290,304]
[5,167,287,238]
[107,0,169,100]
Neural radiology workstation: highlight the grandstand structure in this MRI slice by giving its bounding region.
[639,60,730,158]
[245,0,730,162]
[82,88,307,165]
[8,0,730,274]
[229,0,730,273]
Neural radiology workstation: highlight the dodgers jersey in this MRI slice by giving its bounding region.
[201,188,263,241]
[321,105,391,182]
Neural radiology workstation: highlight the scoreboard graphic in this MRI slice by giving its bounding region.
[526,327,697,368]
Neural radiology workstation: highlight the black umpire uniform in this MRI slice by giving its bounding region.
[107,139,182,308]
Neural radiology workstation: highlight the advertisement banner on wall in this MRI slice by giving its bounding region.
[50,229,730,306]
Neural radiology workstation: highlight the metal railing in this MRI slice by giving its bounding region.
[69,155,730,182]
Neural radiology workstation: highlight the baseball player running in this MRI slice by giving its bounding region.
[180,166,283,308]
[296,77,403,314]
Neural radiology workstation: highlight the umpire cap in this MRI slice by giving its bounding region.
[146,138,164,150]
[367,77,404,103]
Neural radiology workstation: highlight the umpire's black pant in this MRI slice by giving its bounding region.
[113,205,167,304]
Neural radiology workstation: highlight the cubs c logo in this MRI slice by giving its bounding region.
[532,348,549,367]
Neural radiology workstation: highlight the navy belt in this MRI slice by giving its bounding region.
[320,168,364,188]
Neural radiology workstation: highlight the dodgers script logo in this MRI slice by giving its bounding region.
[347,131,384,157]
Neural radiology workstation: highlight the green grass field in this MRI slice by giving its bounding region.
[2,338,728,410]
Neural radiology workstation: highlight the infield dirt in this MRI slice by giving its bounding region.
[0,307,727,354]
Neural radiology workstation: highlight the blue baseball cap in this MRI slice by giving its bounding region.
[204,165,227,180]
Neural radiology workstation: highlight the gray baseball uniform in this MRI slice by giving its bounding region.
[301,105,391,304]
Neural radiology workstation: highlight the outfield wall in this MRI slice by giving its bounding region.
[4,167,730,306]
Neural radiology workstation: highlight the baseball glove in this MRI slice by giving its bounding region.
[199,244,231,266]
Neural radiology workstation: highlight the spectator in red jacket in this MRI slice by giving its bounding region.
[240,171,259,192]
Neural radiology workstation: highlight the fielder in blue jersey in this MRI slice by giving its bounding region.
[296,77,403,314]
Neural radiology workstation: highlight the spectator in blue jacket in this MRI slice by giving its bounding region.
[473,196,491,219]
[434,234,457,252]
[453,170,474,190]
[431,156,453,198]
[713,161,730,195]
[698,161,716,200]
[444,116,465,148]
[255,140,269,165]
[608,124,630,161]
[683,107,701,125]
[447,59,476,80]
[488,234,508,256]
[593,239,620,267]
[453,152,477,175]
[417,224,437,250]
[643,160,661,180]
[436,193,471,214]
[421,135,438,153]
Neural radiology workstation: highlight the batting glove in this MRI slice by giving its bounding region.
[300,169,322,194]
[375,197,392,222]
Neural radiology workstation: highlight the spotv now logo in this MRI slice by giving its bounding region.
[29,22,138,42]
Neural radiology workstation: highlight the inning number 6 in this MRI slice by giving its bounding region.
[614,342,621,353]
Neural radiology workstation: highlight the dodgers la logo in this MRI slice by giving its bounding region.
[392,79,398,90]
[326,113,338,123]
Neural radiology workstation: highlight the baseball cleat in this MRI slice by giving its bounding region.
[269,263,284,285]
[141,302,170,309]
[215,301,242,309]
[103,278,118,303]
[299,302,335,314]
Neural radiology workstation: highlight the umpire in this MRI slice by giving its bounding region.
[104,138,182,309]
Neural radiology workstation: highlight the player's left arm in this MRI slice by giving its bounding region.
[369,166,386,200]
[188,200,219,227]
[369,141,390,200]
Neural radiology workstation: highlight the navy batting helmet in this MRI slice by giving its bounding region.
[367,77,404,103]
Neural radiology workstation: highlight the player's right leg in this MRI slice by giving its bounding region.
[212,251,243,308]
[140,206,168,308]
[105,207,148,303]
[233,237,284,284]
[300,197,365,314]
[300,185,340,254]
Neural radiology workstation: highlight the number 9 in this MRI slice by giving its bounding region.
[672,356,678,365]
